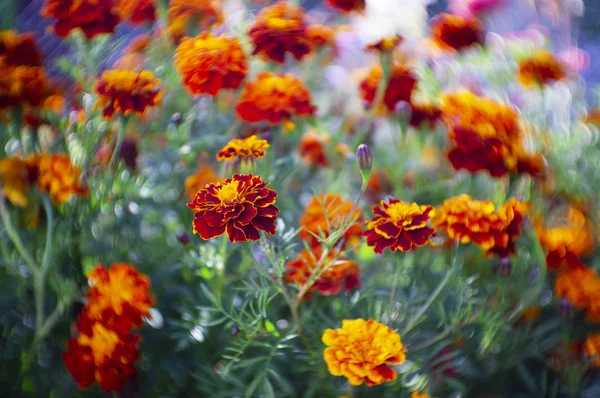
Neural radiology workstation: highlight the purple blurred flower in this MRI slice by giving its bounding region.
[449,0,506,17]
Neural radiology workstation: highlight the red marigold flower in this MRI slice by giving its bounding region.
[0,30,42,67]
[306,24,336,50]
[83,263,154,333]
[41,0,120,39]
[34,153,89,205]
[217,135,270,163]
[0,65,47,109]
[247,1,312,63]
[365,199,435,254]
[286,245,360,296]
[360,63,418,112]
[167,0,223,41]
[298,131,330,167]
[518,50,567,87]
[299,193,363,249]
[322,319,406,386]
[63,319,140,391]
[174,32,248,97]
[431,13,484,52]
[327,0,366,13]
[236,72,315,125]
[95,69,162,119]
[184,165,221,200]
[118,0,156,25]
[409,102,441,128]
[187,174,279,243]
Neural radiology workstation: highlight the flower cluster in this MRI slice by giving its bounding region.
[63,263,154,391]
[217,135,270,163]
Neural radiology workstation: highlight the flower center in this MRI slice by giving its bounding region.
[78,323,120,365]
[216,180,240,203]
[386,202,415,222]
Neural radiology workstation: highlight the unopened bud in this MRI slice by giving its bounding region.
[394,101,412,120]
[171,112,183,126]
[176,232,190,246]
[356,144,372,173]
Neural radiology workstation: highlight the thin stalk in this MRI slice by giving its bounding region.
[40,196,54,274]
[109,116,129,169]
[34,196,54,334]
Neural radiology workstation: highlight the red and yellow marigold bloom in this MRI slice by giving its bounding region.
[360,64,418,112]
[441,90,543,177]
[537,208,594,270]
[174,32,248,97]
[41,0,120,39]
[247,1,312,63]
[0,65,47,109]
[299,193,363,249]
[0,30,42,67]
[217,135,270,163]
[286,245,360,296]
[167,0,223,40]
[118,0,156,25]
[365,199,435,254]
[187,174,279,243]
[410,102,441,128]
[366,35,403,53]
[298,131,330,167]
[306,24,336,50]
[327,0,365,13]
[95,69,162,119]
[83,263,154,333]
[33,153,88,205]
[431,13,484,52]
[184,165,221,200]
[584,333,600,367]
[554,265,600,320]
[0,157,37,207]
[323,319,406,386]
[63,320,140,391]
[236,72,315,125]
[518,50,567,87]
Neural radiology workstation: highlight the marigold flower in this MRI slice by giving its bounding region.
[167,0,223,40]
[299,193,363,249]
[217,135,270,163]
[518,50,567,87]
[0,31,42,67]
[236,72,315,125]
[537,208,594,270]
[248,1,312,63]
[306,24,336,50]
[298,131,329,167]
[431,13,484,52]
[360,64,418,112]
[554,265,600,319]
[365,199,435,254]
[410,102,441,128]
[0,65,47,109]
[0,157,37,207]
[441,90,542,177]
[322,319,406,386]
[286,245,360,296]
[41,0,120,39]
[83,263,154,333]
[63,320,140,391]
[174,32,248,97]
[185,165,220,200]
[31,153,88,204]
[366,35,403,53]
[366,169,393,203]
[95,69,162,119]
[584,333,600,367]
[327,0,365,13]
[412,392,431,398]
[118,0,156,25]
[187,174,279,243]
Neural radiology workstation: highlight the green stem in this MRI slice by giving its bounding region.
[109,116,129,169]
[40,196,54,274]
[0,190,39,273]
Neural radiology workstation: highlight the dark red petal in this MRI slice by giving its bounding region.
[404,227,434,246]
[203,209,226,227]
[390,233,412,252]
[376,222,401,238]
[251,216,276,235]
[193,214,226,239]
[237,203,258,226]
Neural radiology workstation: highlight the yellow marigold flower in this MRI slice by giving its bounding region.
[174,32,248,96]
[185,165,221,200]
[248,1,312,63]
[584,333,600,367]
[167,0,223,41]
[365,199,435,254]
[217,135,270,163]
[0,157,37,207]
[322,319,406,386]
[518,50,566,87]
[236,72,315,125]
[95,69,162,119]
[34,153,89,205]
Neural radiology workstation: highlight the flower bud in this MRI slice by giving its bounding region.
[356,144,372,173]
[171,112,183,126]
[394,100,412,120]
[176,232,190,246]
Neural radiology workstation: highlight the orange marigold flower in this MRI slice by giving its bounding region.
[34,153,89,204]
[0,157,37,207]
[167,0,223,40]
[217,135,270,162]
[118,0,156,25]
[63,320,140,391]
[441,90,542,177]
[248,1,312,63]
[184,165,220,200]
[365,199,435,254]
[360,64,418,112]
[41,0,120,39]
[537,207,594,271]
[95,69,162,119]
[366,35,403,53]
[236,72,315,124]
[584,333,600,367]
[366,169,393,203]
[323,319,406,386]
[432,195,529,257]
[431,13,484,52]
[554,265,600,317]
[299,193,363,249]
[0,65,47,109]
[327,0,365,13]
[187,174,279,243]
[306,24,336,50]
[83,263,154,333]
[286,245,360,296]
[518,50,566,87]
[0,30,42,67]
[298,131,330,167]
[174,32,248,96]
